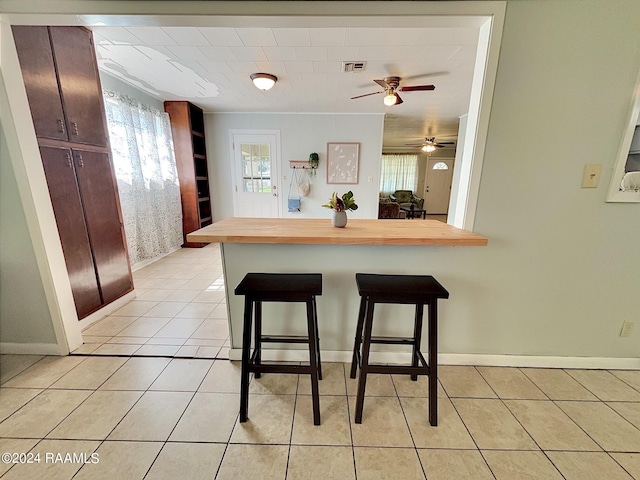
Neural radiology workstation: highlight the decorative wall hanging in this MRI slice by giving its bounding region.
[327,142,359,184]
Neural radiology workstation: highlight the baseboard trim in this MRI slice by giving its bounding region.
[0,342,64,355]
[227,349,640,370]
[77,290,137,331]
[131,246,181,272]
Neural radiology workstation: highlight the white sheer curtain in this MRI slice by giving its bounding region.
[379,154,419,196]
[103,90,183,268]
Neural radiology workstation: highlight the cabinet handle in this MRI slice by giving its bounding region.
[77,153,84,168]
[72,122,79,136]
[57,119,65,133]
[66,152,72,168]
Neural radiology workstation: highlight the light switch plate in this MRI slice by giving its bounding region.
[582,164,602,188]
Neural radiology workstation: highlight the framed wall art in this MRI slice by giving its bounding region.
[326,142,359,184]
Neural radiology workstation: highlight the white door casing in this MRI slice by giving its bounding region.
[424,157,454,214]
[231,131,281,218]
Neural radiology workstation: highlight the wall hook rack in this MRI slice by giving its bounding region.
[289,160,316,170]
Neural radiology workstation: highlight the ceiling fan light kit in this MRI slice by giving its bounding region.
[383,91,397,106]
[408,136,456,152]
[422,144,436,153]
[250,73,277,91]
[351,76,434,107]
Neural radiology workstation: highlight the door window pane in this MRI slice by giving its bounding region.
[241,143,271,193]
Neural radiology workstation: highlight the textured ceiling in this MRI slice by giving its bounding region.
[93,24,480,151]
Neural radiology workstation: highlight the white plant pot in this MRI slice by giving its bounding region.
[332,210,348,228]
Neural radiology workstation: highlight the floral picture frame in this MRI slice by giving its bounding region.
[326,142,359,184]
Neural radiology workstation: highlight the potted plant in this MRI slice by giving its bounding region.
[322,191,358,227]
[308,152,319,176]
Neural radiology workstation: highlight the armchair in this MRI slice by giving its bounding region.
[390,190,424,210]
[378,198,406,219]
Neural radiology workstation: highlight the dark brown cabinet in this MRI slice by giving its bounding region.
[39,146,102,318]
[13,26,107,146]
[164,101,212,247]
[14,26,132,319]
[11,27,67,141]
[71,149,132,304]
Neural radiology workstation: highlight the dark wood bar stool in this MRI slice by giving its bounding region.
[350,273,449,426]
[235,273,323,425]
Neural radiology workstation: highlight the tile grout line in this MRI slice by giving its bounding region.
[390,373,428,480]
[474,366,566,478]
[283,369,301,480]
[342,363,359,480]
[446,392,498,480]
[135,357,218,480]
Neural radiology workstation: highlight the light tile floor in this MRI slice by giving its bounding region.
[4,243,639,478]
[73,243,230,359]
[0,354,639,479]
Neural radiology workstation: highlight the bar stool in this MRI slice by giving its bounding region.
[235,273,323,425]
[349,273,449,426]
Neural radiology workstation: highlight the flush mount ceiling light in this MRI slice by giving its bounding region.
[250,73,277,91]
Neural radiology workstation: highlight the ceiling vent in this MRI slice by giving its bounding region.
[342,61,366,73]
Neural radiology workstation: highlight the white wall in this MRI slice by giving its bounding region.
[206,113,384,221]
[0,123,56,345]
[465,0,640,358]
[0,0,638,363]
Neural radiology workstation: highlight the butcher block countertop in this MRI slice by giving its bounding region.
[187,218,488,246]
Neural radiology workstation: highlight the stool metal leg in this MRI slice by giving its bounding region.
[240,297,253,423]
[350,296,367,379]
[306,298,321,425]
[411,303,424,381]
[354,300,375,424]
[428,300,438,426]
[254,301,262,379]
[312,297,322,381]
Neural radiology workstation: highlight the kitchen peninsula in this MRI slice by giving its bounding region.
[188,218,488,361]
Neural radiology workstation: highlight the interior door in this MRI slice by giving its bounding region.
[39,146,102,318]
[73,149,133,304]
[424,158,454,214]
[233,133,280,217]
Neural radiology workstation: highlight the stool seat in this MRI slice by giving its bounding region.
[235,273,323,425]
[235,273,322,300]
[350,273,448,426]
[355,274,449,303]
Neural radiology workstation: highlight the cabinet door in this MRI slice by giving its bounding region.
[50,27,108,147]
[73,149,132,303]
[12,26,68,142]
[39,146,102,318]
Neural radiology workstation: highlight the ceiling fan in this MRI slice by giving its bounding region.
[350,76,435,106]
[406,136,456,153]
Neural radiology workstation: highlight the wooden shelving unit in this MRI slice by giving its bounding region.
[164,101,212,248]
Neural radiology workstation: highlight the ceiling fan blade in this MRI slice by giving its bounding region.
[436,141,456,146]
[350,91,384,100]
[401,71,449,82]
[393,93,403,105]
[399,85,436,92]
[374,79,390,89]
